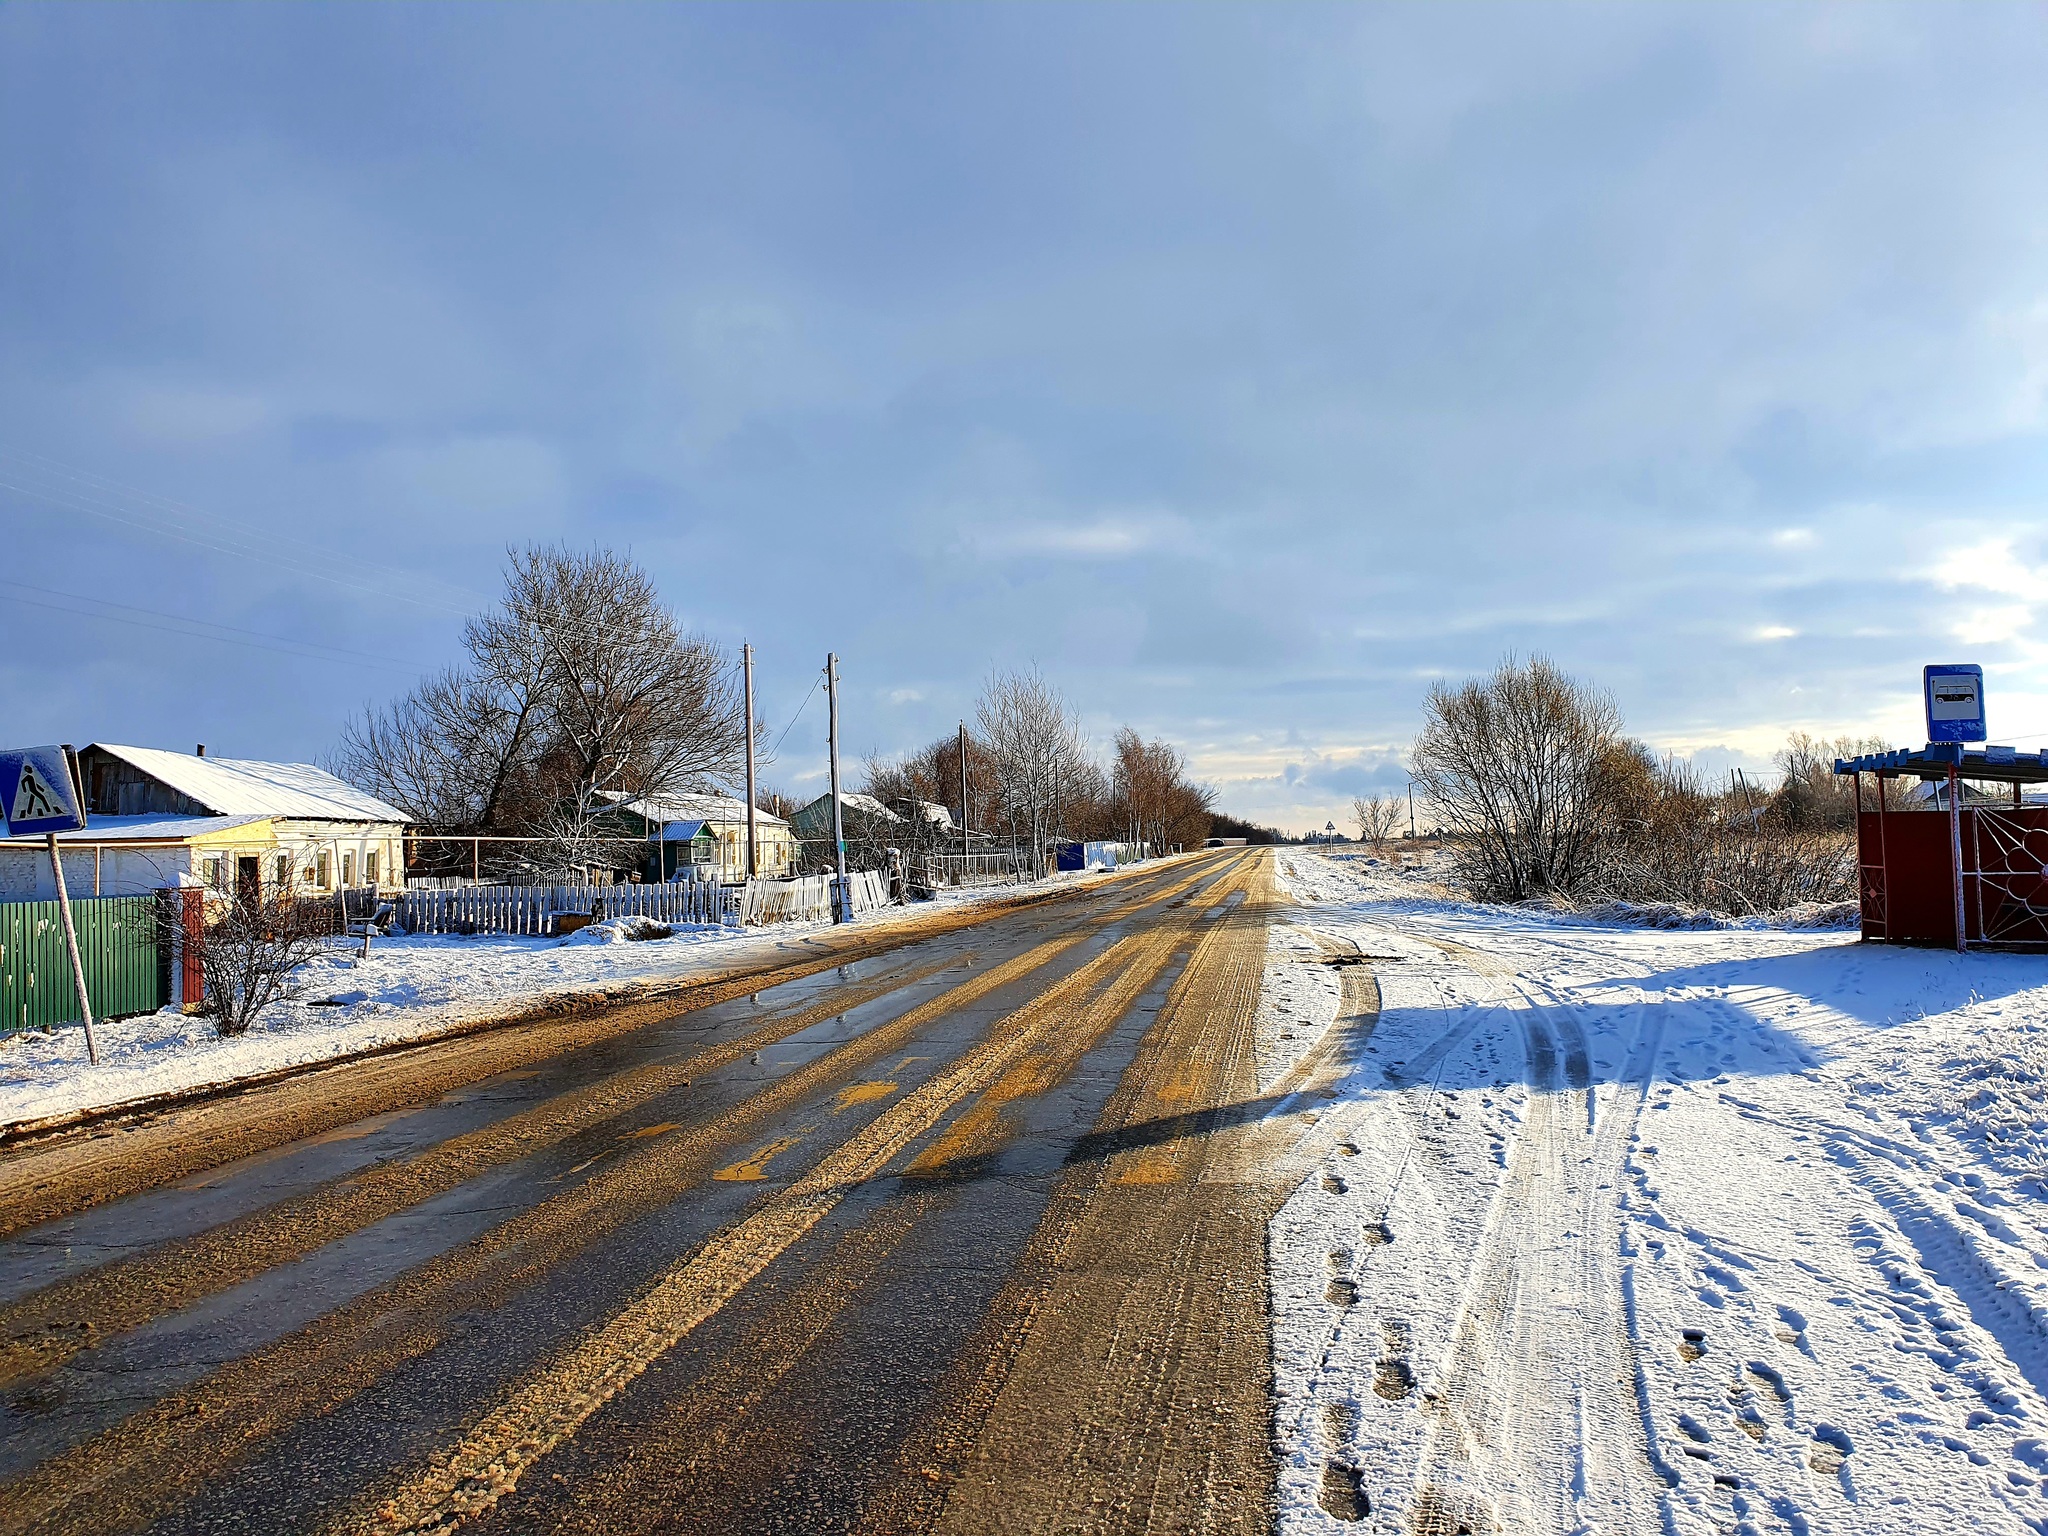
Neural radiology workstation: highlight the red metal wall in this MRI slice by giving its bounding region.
[1859,806,2048,948]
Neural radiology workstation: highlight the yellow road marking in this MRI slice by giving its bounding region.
[713,1136,804,1182]
[344,870,1247,1536]
[1109,1155,1179,1185]
[623,1122,682,1141]
[832,1081,899,1114]
[0,869,1230,1536]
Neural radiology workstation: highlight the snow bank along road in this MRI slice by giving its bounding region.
[1270,851,2048,1535]
[0,849,1332,1535]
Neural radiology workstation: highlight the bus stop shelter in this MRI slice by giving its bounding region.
[1835,742,2048,951]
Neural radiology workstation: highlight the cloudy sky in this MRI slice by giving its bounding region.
[4,3,2046,833]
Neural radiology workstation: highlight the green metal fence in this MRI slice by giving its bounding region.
[0,895,165,1034]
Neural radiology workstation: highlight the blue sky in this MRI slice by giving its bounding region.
[4,3,2047,833]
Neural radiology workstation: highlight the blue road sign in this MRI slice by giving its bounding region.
[1924,664,1987,744]
[0,746,86,836]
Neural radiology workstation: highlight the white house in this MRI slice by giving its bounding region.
[0,744,410,900]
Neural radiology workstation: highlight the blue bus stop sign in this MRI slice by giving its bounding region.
[1924,665,1987,744]
[0,746,86,836]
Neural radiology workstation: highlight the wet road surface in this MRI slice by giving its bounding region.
[0,849,1315,1535]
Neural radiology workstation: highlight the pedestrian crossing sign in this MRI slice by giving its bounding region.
[0,746,86,836]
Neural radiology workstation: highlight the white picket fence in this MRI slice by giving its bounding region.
[397,881,727,936]
[739,870,890,925]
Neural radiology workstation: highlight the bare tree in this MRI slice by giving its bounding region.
[1111,728,1214,853]
[755,785,806,820]
[499,545,750,822]
[162,885,333,1038]
[333,546,752,878]
[1772,730,1907,826]
[976,669,1097,868]
[1351,794,1405,851]
[1410,654,1623,901]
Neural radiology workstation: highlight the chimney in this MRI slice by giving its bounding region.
[195,744,206,758]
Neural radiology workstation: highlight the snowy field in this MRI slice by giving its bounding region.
[0,876,1052,1132]
[1263,849,2048,1535]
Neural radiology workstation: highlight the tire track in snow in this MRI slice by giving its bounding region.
[1354,947,1682,1533]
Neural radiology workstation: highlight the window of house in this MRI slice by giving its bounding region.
[366,849,379,885]
[317,852,331,888]
[275,854,291,887]
[342,852,355,887]
[203,856,223,889]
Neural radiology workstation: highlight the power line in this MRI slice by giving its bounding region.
[0,455,719,655]
[769,671,824,758]
[0,443,493,611]
[0,581,421,674]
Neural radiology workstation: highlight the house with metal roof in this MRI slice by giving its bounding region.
[42,743,412,899]
[0,813,281,902]
[611,791,799,880]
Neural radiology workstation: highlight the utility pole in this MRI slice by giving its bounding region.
[742,642,758,880]
[826,653,849,923]
[1407,783,1416,839]
[958,721,969,858]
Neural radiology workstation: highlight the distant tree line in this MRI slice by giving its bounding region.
[1207,812,1284,845]
[1409,655,1867,914]
[857,668,1217,872]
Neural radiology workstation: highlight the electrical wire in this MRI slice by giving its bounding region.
[769,671,824,758]
[0,580,421,674]
[0,444,489,616]
[0,452,724,658]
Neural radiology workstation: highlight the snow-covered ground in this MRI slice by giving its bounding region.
[0,875,1056,1132]
[1264,849,2048,1535]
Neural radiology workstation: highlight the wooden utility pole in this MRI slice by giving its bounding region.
[827,654,849,923]
[959,721,970,858]
[742,642,758,880]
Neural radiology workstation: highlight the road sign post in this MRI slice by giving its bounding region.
[2,745,98,1064]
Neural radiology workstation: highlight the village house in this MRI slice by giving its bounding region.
[0,743,410,902]
[613,791,799,881]
[789,791,902,844]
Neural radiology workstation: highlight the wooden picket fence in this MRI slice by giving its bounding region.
[396,881,728,936]
[740,870,890,926]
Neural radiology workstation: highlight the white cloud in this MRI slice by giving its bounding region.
[962,511,1194,562]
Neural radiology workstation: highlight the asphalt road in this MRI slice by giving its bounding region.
[0,848,1331,1536]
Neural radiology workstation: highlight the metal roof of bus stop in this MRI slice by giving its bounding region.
[1834,742,2048,784]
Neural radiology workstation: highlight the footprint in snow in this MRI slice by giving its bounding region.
[1810,1423,1853,1477]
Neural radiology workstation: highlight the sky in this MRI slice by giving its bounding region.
[3,3,2047,835]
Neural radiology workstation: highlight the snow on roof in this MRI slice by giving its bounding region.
[623,792,790,830]
[89,744,407,823]
[798,792,901,823]
[902,799,956,831]
[0,814,274,847]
